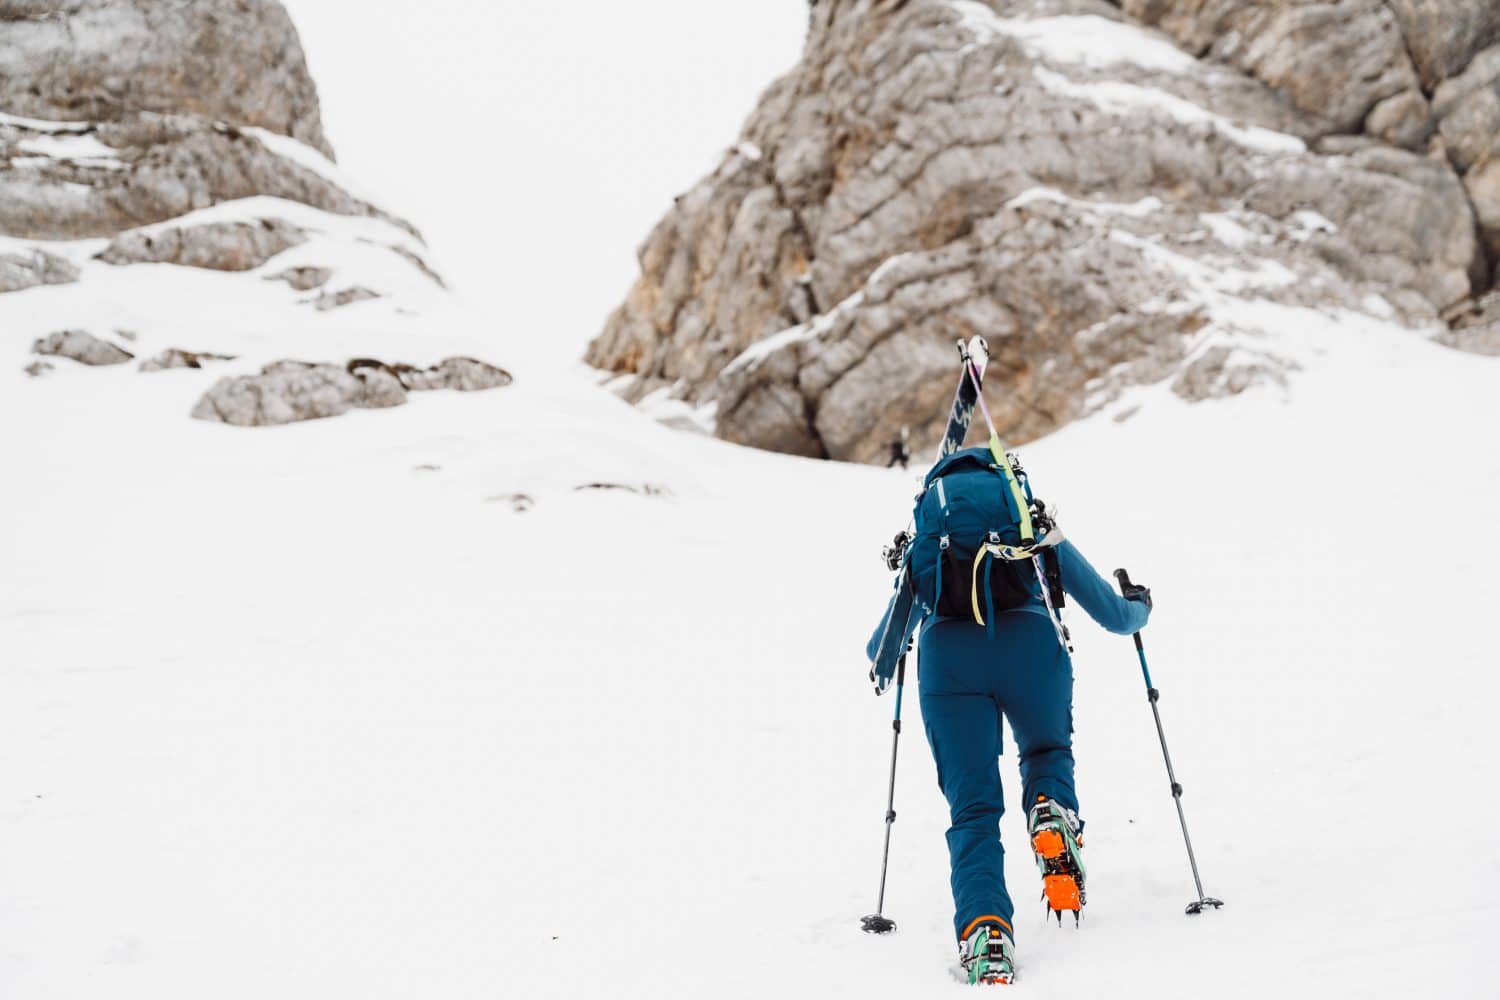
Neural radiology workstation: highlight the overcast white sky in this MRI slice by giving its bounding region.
[281,1,809,366]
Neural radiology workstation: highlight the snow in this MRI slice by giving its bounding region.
[723,290,865,374]
[1200,212,1261,249]
[277,0,809,368]
[242,126,382,209]
[15,132,122,164]
[1032,66,1308,156]
[1009,186,1165,219]
[4,278,1498,997]
[4,3,1498,997]
[0,111,93,133]
[963,9,1200,75]
[0,199,464,380]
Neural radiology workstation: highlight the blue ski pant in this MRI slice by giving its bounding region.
[918,611,1078,944]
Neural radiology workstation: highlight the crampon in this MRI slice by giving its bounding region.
[1028,796,1085,927]
[959,921,1015,985]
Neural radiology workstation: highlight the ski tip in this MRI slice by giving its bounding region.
[967,335,989,365]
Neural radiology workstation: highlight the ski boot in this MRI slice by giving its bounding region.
[959,921,1016,985]
[1028,796,1086,926]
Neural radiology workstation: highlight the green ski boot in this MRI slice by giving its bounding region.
[1028,796,1086,925]
[959,921,1016,985]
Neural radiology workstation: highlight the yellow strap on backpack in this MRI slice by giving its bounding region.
[989,433,1034,545]
[970,540,1039,625]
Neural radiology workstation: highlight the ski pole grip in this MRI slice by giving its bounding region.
[1114,568,1134,592]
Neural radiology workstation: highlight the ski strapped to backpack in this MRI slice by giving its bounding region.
[957,356,1073,652]
[870,338,988,692]
[869,341,1072,692]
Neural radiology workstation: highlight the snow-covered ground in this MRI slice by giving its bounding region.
[4,3,1499,996]
[3,285,1498,996]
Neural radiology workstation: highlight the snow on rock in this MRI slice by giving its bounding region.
[31,329,134,367]
[954,6,1199,74]
[1120,0,1500,258]
[1029,66,1308,155]
[587,0,1483,464]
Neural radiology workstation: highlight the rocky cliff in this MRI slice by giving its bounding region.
[586,0,1500,462]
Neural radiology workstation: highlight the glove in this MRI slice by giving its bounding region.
[881,531,910,572]
[1121,581,1153,610]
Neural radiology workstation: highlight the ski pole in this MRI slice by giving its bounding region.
[861,644,909,934]
[1114,569,1224,917]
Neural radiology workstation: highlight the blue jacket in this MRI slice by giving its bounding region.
[866,538,1148,661]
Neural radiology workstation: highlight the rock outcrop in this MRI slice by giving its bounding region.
[97,218,306,271]
[32,329,133,365]
[0,0,331,156]
[192,357,513,427]
[1114,0,1500,267]
[587,0,1497,462]
[0,115,414,241]
[0,247,79,292]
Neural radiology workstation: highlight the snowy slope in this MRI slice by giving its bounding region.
[3,295,1498,997]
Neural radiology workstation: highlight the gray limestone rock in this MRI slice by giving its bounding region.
[138,348,237,372]
[1387,0,1500,90]
[0,112,418,242]
[311,286,380,311]
[1438,289,1500,354]
[0,0,332,157]
[264,265,333,291]
[1119,0,1419,133]
[422,357,514,392]
[32,329,133,366]
[0,247,79,293]
[589,0,1487,462]
[191,360,405,426]
[1116,1,1500,288]
[192,355,512,426]
[97,218,306,270]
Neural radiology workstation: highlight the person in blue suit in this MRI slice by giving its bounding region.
[866,459,1152,982]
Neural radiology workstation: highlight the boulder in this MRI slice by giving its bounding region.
[191,360,406,426]
[192,355,512,426]
[138,348,237,372]
[32,329,133,366]
[0,248,80,293]
[97,218,305,270]
[263,265,332,291]
[311,286,380,311]
[419,357,514,392]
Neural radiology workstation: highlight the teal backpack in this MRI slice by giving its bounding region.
[904,446,1067,637]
